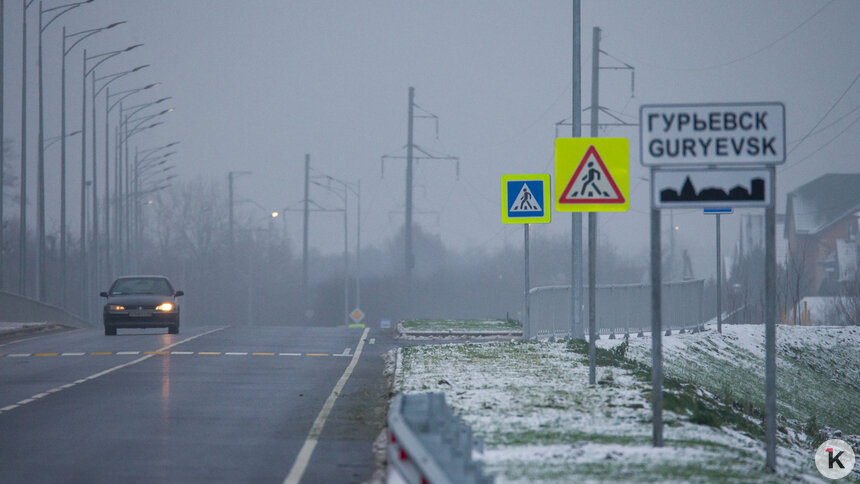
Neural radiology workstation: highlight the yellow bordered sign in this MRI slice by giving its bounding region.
[501,174,551,224]
[554,138,630,212]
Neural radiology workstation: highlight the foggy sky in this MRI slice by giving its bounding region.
[3,0,859,279]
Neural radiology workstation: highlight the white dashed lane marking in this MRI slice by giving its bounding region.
[0,327,226,416]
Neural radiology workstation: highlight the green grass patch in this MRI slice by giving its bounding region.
[400,318,522,333]
[565,337,765,438]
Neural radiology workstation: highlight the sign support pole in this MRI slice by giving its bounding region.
[570,0,583,340]
[524,224,530,336]
[650,168,663,447]
[765,166,777,472]
[716,213,722,333]
[587,26,600,385]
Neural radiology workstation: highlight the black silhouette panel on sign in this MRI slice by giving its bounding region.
[661,176,765,203]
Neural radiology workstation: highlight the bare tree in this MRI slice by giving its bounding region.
[784,238,813,324]
[825,280,860,326]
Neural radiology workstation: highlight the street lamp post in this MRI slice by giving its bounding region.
[311,174,360,327]
[106,84,160,276]
[94,68,148,282]
[118,97,169,268]
[79,43,141,320]
[129,138,175,271]
[37,0,96,301]
[118,119,165,272]
[19,0,35,296]
[59,20,124,308]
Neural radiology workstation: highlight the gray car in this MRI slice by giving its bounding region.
[100,276,184,336]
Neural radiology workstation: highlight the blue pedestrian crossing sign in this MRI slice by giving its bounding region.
[501,174,551,224]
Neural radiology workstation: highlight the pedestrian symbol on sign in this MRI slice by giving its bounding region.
[501,174,551,224]
[558,145,625,204]
[509,183,541,212]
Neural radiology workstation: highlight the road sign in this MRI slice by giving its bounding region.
[640,102,785,166]
[652,168,772,209]
[703,207,733,214]
[555,138,629,212]
[501,174,551,224]
[350,308,365,324]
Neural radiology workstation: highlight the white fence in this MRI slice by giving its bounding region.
[527,279,704,339]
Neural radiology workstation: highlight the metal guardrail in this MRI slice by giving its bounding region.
[527,279,705,339]
[387,392,493,484]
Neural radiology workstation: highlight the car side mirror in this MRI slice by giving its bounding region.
[174,290,184,297]
[100,291,109,298]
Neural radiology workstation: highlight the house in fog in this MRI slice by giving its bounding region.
[784,173,860,296]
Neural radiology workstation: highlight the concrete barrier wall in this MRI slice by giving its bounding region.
[0,291,91,327]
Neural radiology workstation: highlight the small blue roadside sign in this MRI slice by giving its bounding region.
[501,174,551,224]
[704,208,733,214]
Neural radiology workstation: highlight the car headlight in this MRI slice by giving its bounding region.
[155,302,174,312]
[108,304,125,311]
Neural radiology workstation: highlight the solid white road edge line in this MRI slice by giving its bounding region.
[0,327,226,416]
[283,327,370,484]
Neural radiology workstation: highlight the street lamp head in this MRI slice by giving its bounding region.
[271,212,279,218]
[144,83,159,90]
[166,142,180,148]
[106,21,125,29]
[125,43,144,52]
[131,65,149,73]
[155,97,171,104]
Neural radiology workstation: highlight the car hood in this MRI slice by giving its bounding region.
[105,294,176,306]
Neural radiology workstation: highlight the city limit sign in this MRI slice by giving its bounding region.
[640,102,785,166]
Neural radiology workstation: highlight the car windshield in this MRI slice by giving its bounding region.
[110,278,173,296]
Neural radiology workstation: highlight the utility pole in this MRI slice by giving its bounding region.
[302,154,309,312]
[405,87,414,281]
[587,26,600,386]
[228,170,250,252]
[382,87,458,286]
[0,0,5,291]
[19,0,32,296]
[355,179,361,311]
[80,49,88,319]
[36,0,45,301]
[91,70,99,290]
[571,0,583,339]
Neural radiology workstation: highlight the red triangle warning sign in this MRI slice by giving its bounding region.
[558,145,625,204]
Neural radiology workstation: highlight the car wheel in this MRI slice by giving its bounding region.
[105,326,117,336]
[168,325,179,335]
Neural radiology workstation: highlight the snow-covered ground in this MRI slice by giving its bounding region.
[396,323,860,483]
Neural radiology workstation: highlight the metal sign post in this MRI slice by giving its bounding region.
[765,166,777,472]
[704,207,732,334]
[524,223,530,333]
[501,174,551,338]
[650,172,663,446]
[641,102,784,469]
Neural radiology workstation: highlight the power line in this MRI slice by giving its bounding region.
[789,72,860,155]
[782,112,860,173]
[604,0,835,72]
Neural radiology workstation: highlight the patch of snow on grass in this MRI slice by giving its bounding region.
[396,334,853,482]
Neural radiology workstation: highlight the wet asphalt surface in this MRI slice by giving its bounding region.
[0,324,401,483]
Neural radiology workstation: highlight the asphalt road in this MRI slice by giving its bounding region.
[0,324,396,483]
